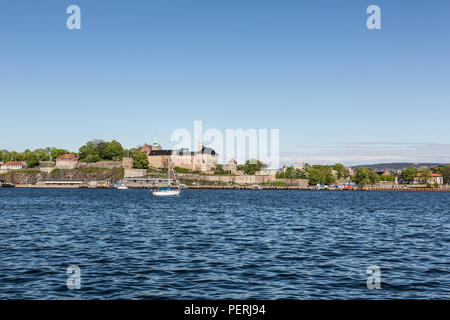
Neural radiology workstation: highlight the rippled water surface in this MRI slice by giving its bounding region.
[0,188,449,299]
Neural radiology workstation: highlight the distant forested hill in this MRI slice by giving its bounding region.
[352,163,448,171]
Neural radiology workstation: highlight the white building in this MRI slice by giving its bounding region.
[0,161,25,170]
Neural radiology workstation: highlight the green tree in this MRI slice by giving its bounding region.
[419,168,432,184]
[0,150,11,162]
[354,167,379,186]
[213,164,226,175]
[123,148,137,158]
[379,174,396,182]
[332,163,345,179]
[34,148,50,161]
[369,170,380,184]
[133,151,149,169]
[240,159,266,175]
[401,167,418,183]
[307,165,336,186]
[307,167,322,185]
[277,166,308,179]
[294,168,307,179]
[79,141,100,162]
[354,168,369,186]
[283,166,296,179]
[102,140,124,160]
[25,152,39,167]
[51,148,69,161]
[10,151,25,161]
[83,154,101,163]
[433,165,450,184]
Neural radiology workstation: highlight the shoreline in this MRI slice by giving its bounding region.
[3,184,450,192]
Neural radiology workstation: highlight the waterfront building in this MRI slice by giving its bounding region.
[413,173,443,185]
[55,154,79,169]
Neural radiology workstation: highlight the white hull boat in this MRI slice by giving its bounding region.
[116,183,128,189]
[152,189,180,196]
[152,158,182,197]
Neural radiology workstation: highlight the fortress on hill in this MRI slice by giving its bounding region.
[138,139,219,173]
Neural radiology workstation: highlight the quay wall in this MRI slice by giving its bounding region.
[0,168,123,185]
[177,173,277,185]
[275,179,309,187]
[77,161,123,169]
[38,161,55,167]
[124,169,147,178]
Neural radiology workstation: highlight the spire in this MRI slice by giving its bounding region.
[153,137,158,147]
[197,137,203,152]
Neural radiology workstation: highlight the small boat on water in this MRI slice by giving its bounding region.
[152,159,181,196]
[152,186,181,196]
[0,180,15,188]
[114,182,128,190]
[251,184,262,190]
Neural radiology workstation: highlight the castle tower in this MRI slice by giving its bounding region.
[139,143,151,156]
[196,137,203,152]
[152,137,161,151]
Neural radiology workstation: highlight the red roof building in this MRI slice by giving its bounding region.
[56,154,78,161]
[55,154,79,169]
[413,173,443,185]
[1,161,25,170]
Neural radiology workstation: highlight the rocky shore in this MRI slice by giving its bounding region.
[0,168,124,185]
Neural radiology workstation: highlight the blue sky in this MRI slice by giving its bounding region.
[1,0,449,165]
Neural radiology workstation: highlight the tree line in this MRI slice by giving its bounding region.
[276,163,353,186]
[275,164,450,186]
[0,140,138,167]
[400,166,450,185]
[0,148,70,167]
[354,166,450,186]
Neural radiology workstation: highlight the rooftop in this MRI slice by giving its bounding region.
[56,154,78,161]
[417,173,442,177]
[149,150,173,156]
[2,161,24,166]
[148,146,218,156]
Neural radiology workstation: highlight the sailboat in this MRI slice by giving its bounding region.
[152,158,181,196]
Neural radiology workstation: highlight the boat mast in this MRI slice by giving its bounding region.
[167,157,171,186]
[168,155,180,189]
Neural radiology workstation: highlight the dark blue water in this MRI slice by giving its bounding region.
[0,189,449,299]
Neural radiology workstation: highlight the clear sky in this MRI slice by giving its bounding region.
[1,0,449,165]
